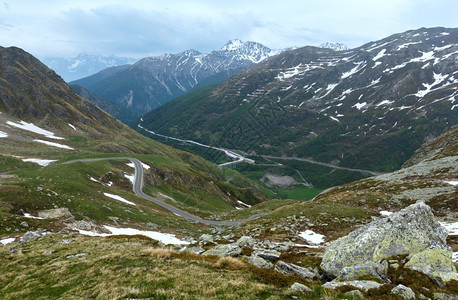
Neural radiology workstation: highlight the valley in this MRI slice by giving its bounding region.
[0,26,457,299]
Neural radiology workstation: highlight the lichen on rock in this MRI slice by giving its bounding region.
[320,201,451,284]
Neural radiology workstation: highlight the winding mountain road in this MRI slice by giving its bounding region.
[62,157,265,226]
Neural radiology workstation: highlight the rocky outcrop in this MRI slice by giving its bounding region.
[391,284,416,299]
[404,246,458,287]
[202,243,241,257]
[322,280,383,292]
[274,261,318,280]
[38,208,73,219]
[246,255,273,269]
[290,282,312,292]
[320,202,457,286]
[251,249,281,262]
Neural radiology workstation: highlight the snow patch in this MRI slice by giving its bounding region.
[434,44,453,52]
[352,102,367,110]
[104,193,136,206]
[78,226,189,245]
[90,177,101,184]
[0,237,15,246]
[380,211,393,217]
[415,73,448,98]
[330,116,340,122]
[22,158,57,166]
[68,124,77,131]
[127,161,150,170]
[34,139,74,150]
[444,180,458,186]
[237,200,251,208]
[372,61,382,68]
[298,230,325,244]
[376,100,394,107]
[7,121,64,140]
[0,131,7,138]
[396,41,422,50]
[23,213,44,219]
[125,173,135,185]
[372,49,387,61]
[341,62,365,79]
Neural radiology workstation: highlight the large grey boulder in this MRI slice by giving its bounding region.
[321,202,448,281]
[199,234,214,246]
[236,236,255,248]
[251,249,281,262]
[336,261,388,282]
[246,255,273,269]
[38,207,73,219]
[391,284,415,299]
[290,282,312,292]
[202,243,241,257]
[274,261,318,280]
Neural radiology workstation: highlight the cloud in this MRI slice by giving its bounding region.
[1,0,457,58]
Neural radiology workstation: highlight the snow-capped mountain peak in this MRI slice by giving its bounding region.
[221,39,244,51]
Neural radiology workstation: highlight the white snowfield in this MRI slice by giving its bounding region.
[22,158,57,166]
[0,130,8,138]
[34,139,74,150]
[298,229,325,245]
[78,226,190,245]
[7,121,64,140]
[103,192,136,206]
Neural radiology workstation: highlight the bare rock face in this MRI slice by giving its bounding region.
[320,202,455,285]
[38,208,73,219]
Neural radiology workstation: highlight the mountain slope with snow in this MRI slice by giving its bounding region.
[139,27,458,172]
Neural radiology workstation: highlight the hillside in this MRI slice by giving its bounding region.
[70,40,280,123]
[140,27,458,173]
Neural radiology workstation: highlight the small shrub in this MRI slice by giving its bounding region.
[213,256,246,270]
[142,247,173,259]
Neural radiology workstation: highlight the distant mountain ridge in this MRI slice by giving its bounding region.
[41,53,137,82]
[139,27,458,172]
[70,40,280,123]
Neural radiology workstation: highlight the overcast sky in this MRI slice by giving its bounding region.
[1,0,457,59]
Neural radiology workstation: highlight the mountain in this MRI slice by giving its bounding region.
[0,46,456,300]
[40,53,137,82]
[139,27,458,173]
[70,40,280,122]
[319,42,349,51]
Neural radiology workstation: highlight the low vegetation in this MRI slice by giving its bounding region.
[0,234,344,299]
